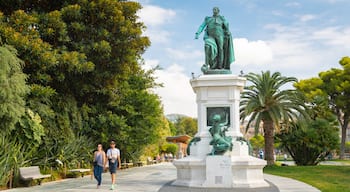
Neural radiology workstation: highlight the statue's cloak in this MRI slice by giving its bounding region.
[204,33,235,70]
[223,34,235,69]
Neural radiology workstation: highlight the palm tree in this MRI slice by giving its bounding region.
[240,71,307,165]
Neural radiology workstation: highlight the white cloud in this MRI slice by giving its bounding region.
[264,23,287,32]
[143,60,197,117]
[311,27,350,47]
[298,14,317,22]
[137,5,177,44]
[256,22,350,79]
[324,0,346,3]
[137,5,176,27]
[285,2,301,7]
[166,48,203,60]
[271,10,284,17]
[233,38,273,66]
[143,29,171,44]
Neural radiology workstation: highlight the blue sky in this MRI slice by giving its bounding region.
[136,0,350,117]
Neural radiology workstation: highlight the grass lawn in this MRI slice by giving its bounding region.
[264,165,350,192]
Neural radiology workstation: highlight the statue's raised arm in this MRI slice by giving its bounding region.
[195,7,235,74]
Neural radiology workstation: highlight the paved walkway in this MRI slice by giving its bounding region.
[5,163,320,192]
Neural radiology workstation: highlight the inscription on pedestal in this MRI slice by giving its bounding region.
[203,156,232,188]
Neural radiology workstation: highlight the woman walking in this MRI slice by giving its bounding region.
[93,144,106,189]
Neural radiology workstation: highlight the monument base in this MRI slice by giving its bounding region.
[205,69,232,75]
[231,156,269,188]
[159,181,278,192]
[171,157,206,187]
[172,154,269,188]
[202,156,232,188]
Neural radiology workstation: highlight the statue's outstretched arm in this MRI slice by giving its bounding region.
[195,18,207,39]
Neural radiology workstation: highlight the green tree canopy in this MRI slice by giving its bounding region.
[161,143,178,156]
[249,134,264,152]
[0,45,29,133]
[295,56,350,159]
[173,116,198,137]
[0,0,166,176]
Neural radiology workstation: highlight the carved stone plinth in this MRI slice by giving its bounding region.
[172,75,268,189]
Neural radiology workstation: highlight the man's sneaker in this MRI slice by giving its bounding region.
[110,184,115,190]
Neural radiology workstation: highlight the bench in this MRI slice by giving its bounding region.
[19,166,51,185]
[69,169,91,177]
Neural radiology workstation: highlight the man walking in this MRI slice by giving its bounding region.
[106,140,121,190]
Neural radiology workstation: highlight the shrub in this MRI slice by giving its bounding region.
[161,143,178,156]
[0,134,35,188]
[277,118,339,165]
[249,134,264,153]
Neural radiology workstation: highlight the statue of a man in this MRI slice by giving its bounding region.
[195,7,235,74]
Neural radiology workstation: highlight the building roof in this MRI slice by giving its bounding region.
[166,135,191,143]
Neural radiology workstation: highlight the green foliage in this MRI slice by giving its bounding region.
[240,71,307,165]
[161,143,178,155]
[241,71,307,132]
[0,45,29,133]
[345,141,350,153]
[0,0,165,187]
[141,116,173,160]
[277,117,339,165]
[141,143,160,161]
[249,134,264,151]
[295,56,350,159]
[14,109,45,147]
[36,134,93,169]
[168,120,177,136]
[0,134,36,187]
[173,116,198,136]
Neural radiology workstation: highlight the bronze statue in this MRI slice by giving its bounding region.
[208,114,232,155]
[195,7,235,74]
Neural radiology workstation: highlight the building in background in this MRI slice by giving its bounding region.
[166,135,191,159]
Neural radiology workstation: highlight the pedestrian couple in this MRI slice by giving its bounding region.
[93,140,121,190]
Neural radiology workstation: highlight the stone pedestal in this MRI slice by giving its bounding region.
[172,74,269,189]
[202,156,232,188]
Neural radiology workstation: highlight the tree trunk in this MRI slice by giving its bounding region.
[263,120,275,165]
[340,118,348,159]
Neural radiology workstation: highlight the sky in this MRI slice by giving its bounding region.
[135,0,350,117]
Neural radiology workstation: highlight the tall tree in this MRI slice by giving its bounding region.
[240,71,307,165]
[0,45,29,133]
[174,116,198,137]
[0,0,164,165]
[295,56,350,159]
